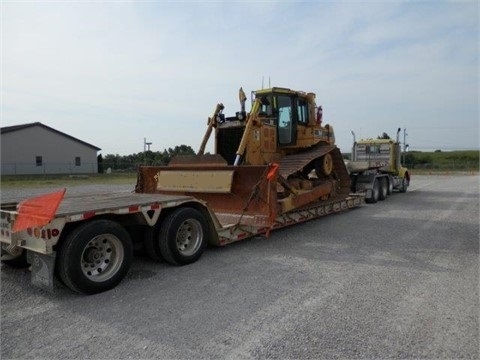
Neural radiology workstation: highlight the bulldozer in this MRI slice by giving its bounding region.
[136,87,352,229]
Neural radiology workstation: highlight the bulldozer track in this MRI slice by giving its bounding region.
[278,144,336,179]
[279,143,351,197]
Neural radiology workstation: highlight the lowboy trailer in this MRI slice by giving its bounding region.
[0,178,362,294]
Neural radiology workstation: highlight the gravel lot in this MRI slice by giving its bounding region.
[1,174,479,359]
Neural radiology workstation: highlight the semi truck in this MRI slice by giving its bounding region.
[0,87,363,294]
[346,128,410,203]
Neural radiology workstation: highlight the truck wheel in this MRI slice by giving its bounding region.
[158,208,207,265]
[387,179,393,195]
[56,220,133,294]
[315,153,333,177]
[379,177,388,201]
[1,245,29,268]
[399,176,408,193]
[366,179,380,204]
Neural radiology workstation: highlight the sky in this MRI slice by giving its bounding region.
[2,0,479,156]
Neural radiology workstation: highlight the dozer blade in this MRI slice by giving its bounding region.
[136,164,279,228]
[168,154,227,167]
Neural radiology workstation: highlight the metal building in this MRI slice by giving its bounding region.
[1,122,101,175]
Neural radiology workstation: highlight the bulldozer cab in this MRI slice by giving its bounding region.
[256,88,311,146]
[216,87,329,165]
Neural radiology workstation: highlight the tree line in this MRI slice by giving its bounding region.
[98,145,195,172]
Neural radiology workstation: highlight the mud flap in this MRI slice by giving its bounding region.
[30,251,56,292]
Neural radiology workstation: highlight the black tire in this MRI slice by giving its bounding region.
[1,246,29,268]
[379,177,388,201]
[158,208,207,265]
[56,220,133,294]
[399,175,409,193]
[144,226,164,262]
[366,179,380,204]
[387,178,393,195]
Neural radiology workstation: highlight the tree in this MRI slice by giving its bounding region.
[377,132,391,139]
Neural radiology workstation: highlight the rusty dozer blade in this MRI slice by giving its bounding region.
[136,164,279,228]
[168,154,227,167]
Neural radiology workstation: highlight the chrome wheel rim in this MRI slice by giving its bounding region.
[175,219,203,256]
[81,234,124,282]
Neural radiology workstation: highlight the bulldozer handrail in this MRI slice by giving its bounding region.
[234,98,262,165]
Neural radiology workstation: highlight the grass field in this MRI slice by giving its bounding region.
[405,150,479,171]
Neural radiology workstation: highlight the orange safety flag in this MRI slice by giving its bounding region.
[12,189,66,233]
[266,163,279,181]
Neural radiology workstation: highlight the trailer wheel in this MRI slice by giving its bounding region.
[56,220,133,294]
[158,208,207,265]
[315,153,334,177]
[1,245,29,268]
[366,179,380,204]
[379,177,388,201]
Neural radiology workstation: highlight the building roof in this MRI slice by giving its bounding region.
[1,122,101,151]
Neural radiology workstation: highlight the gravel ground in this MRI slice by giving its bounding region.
[1,174,479,359]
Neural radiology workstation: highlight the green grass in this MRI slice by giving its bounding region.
[404,150,479,171]
[1,172,138,189]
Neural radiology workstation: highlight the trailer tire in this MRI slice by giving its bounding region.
[56,220,133,294]
[144,227,164,262]
[379,177,388,201]
[158,208,207,266]
[1,246,29,268]
[366,179,380,204]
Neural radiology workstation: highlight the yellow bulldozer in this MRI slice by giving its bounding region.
[136,87,352,229]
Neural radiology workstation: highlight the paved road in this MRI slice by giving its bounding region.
[1,175,478,359]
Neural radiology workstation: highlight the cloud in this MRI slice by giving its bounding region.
[2,1,478,154]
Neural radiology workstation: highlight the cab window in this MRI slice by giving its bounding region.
[297,98,309,125]
[277,95,293,144]
[259,96,274,116]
